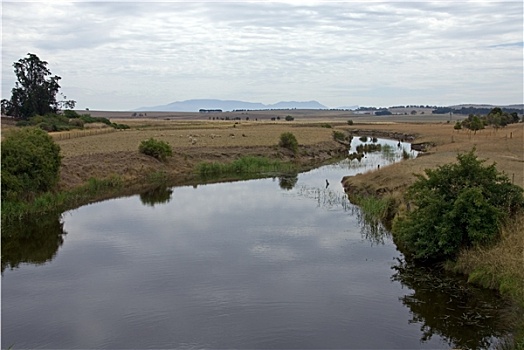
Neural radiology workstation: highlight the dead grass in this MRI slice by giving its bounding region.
[453,214,524,306]
[55,121,336,158]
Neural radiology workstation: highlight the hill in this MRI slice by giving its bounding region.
[135,99,328,112]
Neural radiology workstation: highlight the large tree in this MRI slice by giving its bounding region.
[1,53,75,119]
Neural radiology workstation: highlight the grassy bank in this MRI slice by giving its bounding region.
[1,176,125,225]
[196,156,298,178]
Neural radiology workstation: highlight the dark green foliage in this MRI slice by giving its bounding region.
[393,149,524,262]
[359,136,368,142]
[1,53,75,119]
[332,130,346,142]
[285,115,294,121]
[1,128,62,200]
[356,143,381,153]
[347,120,354,125]
[279,132,298,154]
[461,114,485,133]
[139,138,173,161]
[459,107,521,132]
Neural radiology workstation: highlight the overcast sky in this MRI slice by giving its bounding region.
[2,1,523,110]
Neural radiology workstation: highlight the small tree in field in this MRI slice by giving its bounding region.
[1,53,75,119]
[393,149,523,262]
[1,128,62,200]
[279,132,298,154]
[139,138,172,161]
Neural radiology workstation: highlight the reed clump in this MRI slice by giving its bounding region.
[196,156,295,177]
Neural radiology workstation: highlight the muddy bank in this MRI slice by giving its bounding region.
[59,140,348,191]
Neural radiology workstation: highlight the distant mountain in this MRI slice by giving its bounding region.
[135,99,328,112]
[335,105,359,110]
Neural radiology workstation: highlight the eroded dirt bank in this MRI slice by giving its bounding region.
[59,140,348,191]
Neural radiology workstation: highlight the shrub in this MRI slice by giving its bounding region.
[347,120,354,125]
[1,128,62,200]
[139,138,172,161]
[279,132,298,154]
[69,118,85,128]
[285,115,294,121]
[393,149,524,262]
[332,130,346,142]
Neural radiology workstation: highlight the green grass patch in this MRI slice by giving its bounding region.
[353,194,394,223]
[196,156,295,178]
[1,175,124,225]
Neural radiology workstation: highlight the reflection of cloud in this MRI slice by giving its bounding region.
[250,244,298,262]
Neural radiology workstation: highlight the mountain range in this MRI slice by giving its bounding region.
[135,99,329,112]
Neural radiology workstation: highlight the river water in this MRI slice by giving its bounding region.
[1,138,514,349]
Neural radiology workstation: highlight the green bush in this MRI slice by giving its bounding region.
[393,149,524,262]
[347,120,354,125]
[69,118,85,128]
[285,115,294,121]
[279,132,298,154]
[1,128,62,200]
[332,130,346,142]
[139,138,172,161]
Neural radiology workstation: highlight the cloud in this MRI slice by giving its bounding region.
[2,1,522,109]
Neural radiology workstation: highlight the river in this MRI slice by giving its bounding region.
[1,138,514,349]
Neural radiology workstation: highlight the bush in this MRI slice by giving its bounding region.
[1,128,62,200]
[347,120,354,125]
[285,115,294,121]
[332,130,346,142]
[69,118,85,128]
[393,149,524,262]
[139,138,172,161]
[279,132,298,154]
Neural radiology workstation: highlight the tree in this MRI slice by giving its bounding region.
[1,53,75,119]
[278,132,298,154]
[1,128,62,200]
[393,149,524,262]
[139,138,173,161]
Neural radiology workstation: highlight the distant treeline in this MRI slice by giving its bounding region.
[433,106,523,115]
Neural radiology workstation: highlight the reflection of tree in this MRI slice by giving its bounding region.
[139,186,173,207]
[391,258,513,349]
[1,214,67,273]
[278,173,298,190]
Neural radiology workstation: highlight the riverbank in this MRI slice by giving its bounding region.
[342,122,524,345]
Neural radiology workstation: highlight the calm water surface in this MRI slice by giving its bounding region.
[2,139,513,349]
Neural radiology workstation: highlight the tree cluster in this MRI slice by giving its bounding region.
[460,107,520,132]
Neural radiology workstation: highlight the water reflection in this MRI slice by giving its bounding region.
[139,186,173,207]
[354,207,389,246]
[278,173,298,190]
[1,215,67,273]
[392,258,513,349]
